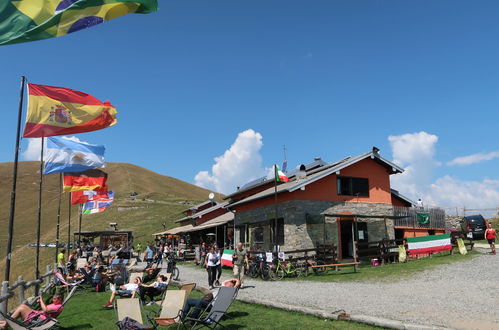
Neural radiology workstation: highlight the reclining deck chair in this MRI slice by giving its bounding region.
[148,289,187,327]
[0,286,78,330]
[179,283,196,297]
[115,298,151,329]
[181,286,237,329]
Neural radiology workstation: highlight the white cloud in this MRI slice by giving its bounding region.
[388,132,439,199]
[22,138,43,161]
[388,131,499,209]
[22,136,88,161]
[194,129,268,194]
[425,176,499,209]
[447,150,499,166]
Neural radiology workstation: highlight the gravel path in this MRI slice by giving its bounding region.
[176,252,499,330]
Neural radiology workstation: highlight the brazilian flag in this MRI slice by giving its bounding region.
[0,0,157,45]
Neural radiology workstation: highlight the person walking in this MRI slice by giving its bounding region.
[214,244,222,286]
[485,223,497,254]
[205,246,220,289]
[145,244,154,265]
[232,242,248,287]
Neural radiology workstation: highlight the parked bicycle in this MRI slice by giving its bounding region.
[247,254,272,280]
[271,255,308,280]
[165,252,180,280]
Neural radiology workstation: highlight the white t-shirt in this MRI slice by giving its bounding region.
[124,283,138,291]
[206,252,220,267]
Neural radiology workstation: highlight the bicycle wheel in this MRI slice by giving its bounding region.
[172,266,180,280]
[261,264,272,281]
[297,262,309,277]
[312,260,327,275]
[249,264,259,278]
[274,265,285,280]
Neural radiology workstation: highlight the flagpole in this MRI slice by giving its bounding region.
[67,192,71,258]
[4,76,26,283]
[55,173,62,263]
[78,204,83,250]
[274,165,278,252]
[35,136,45,295]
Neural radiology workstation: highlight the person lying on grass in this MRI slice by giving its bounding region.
[138,274,168,305]
[103,276,141,308]
[10,293,64,323]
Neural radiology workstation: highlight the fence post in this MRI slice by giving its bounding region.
[45,264,52,287]
[0,281,8,317]
[17,275,25,304]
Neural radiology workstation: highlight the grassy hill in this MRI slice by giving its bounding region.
[0,161,215,285]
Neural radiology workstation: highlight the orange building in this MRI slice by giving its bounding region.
[226,147,446,258]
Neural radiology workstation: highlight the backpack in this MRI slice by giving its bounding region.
[117,316,149,330]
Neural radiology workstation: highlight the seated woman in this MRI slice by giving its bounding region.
[138,274,168,305]
[10,293,64,324]
[92,266,110,292]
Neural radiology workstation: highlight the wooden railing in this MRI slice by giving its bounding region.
[0,264,57,317]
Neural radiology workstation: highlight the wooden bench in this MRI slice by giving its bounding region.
[310,262,360,273]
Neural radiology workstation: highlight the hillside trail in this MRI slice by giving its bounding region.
[176,254,499,330]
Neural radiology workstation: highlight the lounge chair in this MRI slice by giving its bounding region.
[115,298,151,329]
[0,286,77,330]
[181,286,237,329]
[76,258,87,269]
[148,289,187,327]
[179,283,196,297]
[52,271,84,292]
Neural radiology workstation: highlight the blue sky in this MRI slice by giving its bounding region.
[1,1,499,211]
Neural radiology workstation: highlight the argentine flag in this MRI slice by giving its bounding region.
[44,137,105,174]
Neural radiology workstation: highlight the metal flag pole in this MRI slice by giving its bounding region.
[273,164,278,252]
[4,76,26,283]
[67,191,72,258]
[55,173,62,262]
[78,204,83,249]
[35,137,45,295]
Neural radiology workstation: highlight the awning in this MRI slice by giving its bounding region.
[185,212,234,233]
[152,224,194,236]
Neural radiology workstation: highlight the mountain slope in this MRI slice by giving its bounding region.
[0,161,215,283]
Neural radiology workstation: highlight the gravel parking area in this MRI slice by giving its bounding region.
[176,253,499,329]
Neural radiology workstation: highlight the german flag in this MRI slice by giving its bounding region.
[63,169,107,193]
[23,83,117,138]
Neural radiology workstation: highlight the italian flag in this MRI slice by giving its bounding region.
[221,249,234,267]
[275,165,289,183]
[407,234,452,255]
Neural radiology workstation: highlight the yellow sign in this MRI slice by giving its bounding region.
[457,238,467,255]
[398,245,407,263]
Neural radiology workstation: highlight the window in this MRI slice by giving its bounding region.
[253,227,264,244]
[337,176,369,197]
[239,225,247,243]
[271,218,285,245]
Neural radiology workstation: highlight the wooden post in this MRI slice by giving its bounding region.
[45,265,51,287]
[352,221,358,272]
[0,281,8,315]
[17,275,25,303]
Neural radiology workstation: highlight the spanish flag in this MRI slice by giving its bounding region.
[0,0,157,45]
[63,169,107,192]
[23,83,117,138]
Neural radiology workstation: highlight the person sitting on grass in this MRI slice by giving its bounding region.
[138,274,168,305]
[10,293,64,324]
[103,276,141,308]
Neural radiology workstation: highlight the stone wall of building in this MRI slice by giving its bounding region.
[445,215,462,230]
[235,200,396,251]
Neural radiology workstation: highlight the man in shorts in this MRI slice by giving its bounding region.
[232,242,247,287]
[485,223,496,254]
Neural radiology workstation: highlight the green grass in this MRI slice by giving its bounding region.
[57,287,380,329]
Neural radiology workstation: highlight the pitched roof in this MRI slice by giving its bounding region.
[390,189,416,206]
[228,148,404,208]
[175,201,229,223]
[224,158,329,200]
